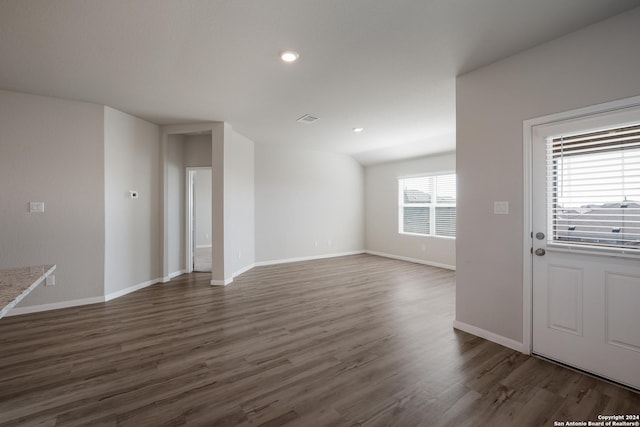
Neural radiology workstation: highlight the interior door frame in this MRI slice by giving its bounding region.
[185,167,211,274]
[522,94,640,356]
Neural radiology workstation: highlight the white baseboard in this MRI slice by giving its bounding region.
[195,244,212,249]
[193,264,255,287]
[233,263,255,279]
[210,278,233,286]
[254,250,365,267]
[208,252,366,286]
[365,250,456,270]
[162,269,186,282]
[6,296,105,317]
[104,277,163,302]
[205,262,256,286]
[453,320,527,354]
[168,270,186,279]
[9,276,166,316]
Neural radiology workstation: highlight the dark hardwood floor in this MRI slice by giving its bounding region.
[0,254,638,426]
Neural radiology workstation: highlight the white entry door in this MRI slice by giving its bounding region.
[531,104,640,391]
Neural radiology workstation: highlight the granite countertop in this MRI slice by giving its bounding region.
[0,264,56,319]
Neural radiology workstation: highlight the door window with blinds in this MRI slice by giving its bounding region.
[547,123,640,251]
[399,174,456,237]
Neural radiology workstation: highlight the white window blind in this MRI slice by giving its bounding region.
[399,174,456,237]
[547,123,640,250]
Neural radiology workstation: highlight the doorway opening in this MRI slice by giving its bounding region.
[187,167,212,272]
[163,127,214,280]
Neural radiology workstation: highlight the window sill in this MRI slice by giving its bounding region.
[399,232,456,240]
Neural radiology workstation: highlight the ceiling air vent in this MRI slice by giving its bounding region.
[297,114,320,124]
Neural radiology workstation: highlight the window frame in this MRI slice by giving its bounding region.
[546,124,640,251]
[398,172,456,239]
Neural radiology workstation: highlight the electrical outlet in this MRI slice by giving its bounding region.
[45,275,55,286]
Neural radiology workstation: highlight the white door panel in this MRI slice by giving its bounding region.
[532,105,640,391]
[546,264,583,336]
[605,272,640,353]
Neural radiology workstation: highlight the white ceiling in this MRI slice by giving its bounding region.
[1,1,638,165]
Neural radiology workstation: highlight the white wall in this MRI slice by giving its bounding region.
[194,168,212,248]
[0,90,105,306]
[186,135,213,249]
[104,107,161,296]
[184,134,212,168]
[456,7,640,344]
[229,131,255,275]
[166,134,186,275]
[255,145,364,263]
[365,153,456,269]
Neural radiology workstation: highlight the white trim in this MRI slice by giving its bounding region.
[104,277,164,302]
[186,168,195,274]
[523,116,534,355]
[8,274,173,316]
[185,167,212,274]
[398,232,455,240]
[162,123,216,135]
[397,169,456,180]
[522,94,640,357]
[254,250,365,267]
[232,249,452,282]
[7,296,105,317]
[168,270,186,279]
[453,320,527,353]
[162,269,186,282]
[233,263,255,279]
[210,263,255,287]
[365,250,456,270]
[545,244,640,260]
[210,278,233,286]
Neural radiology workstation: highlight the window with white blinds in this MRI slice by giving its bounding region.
[399,174,456,237]
[547,123,640,250]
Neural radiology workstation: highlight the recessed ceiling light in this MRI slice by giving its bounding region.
[280,51,299,63]
[353,127,364,133]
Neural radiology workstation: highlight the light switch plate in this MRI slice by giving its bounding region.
[494,201,509,215]
[29,202,45,213]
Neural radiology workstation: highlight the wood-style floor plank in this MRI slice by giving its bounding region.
[0,254,638,426]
